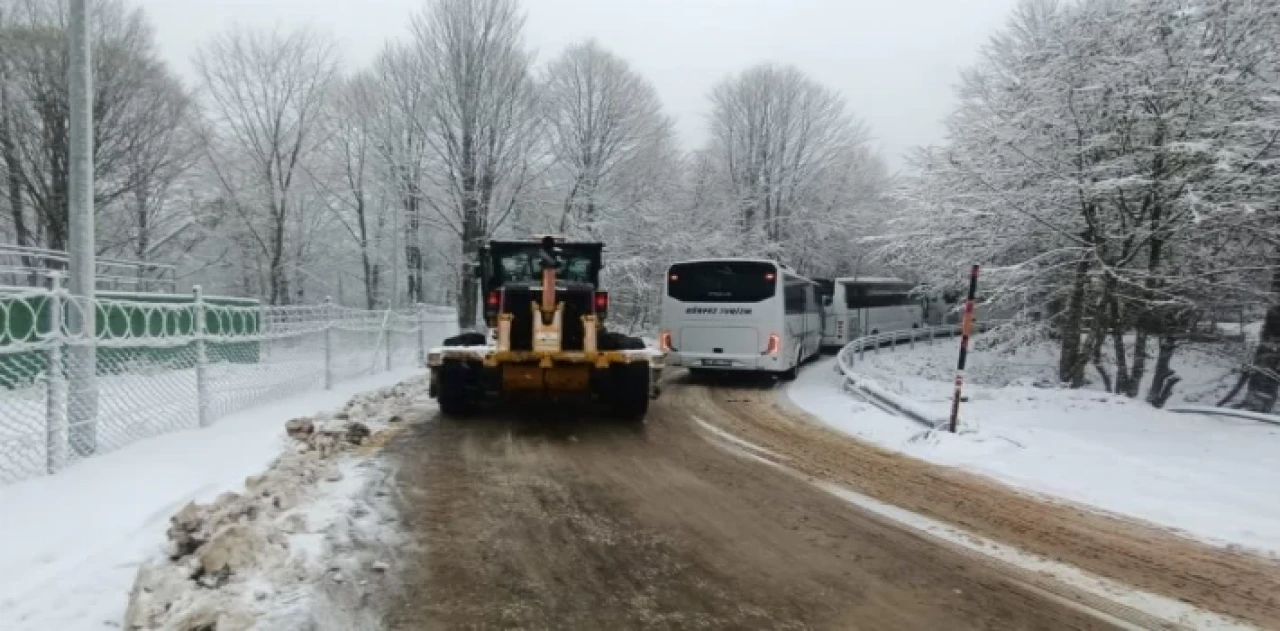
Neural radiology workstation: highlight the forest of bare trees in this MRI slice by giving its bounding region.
[882,0,1280,410]
[0,0,889,328]
[4,0,1276,409]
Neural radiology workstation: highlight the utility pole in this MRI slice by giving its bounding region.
[67,0,97,456]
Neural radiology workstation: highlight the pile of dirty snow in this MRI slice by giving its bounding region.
[123,378,431,631]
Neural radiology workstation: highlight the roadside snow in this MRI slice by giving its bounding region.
[791,346,1280,556]
[0,369,421,631]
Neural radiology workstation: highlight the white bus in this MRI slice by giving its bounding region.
[817,277,939,350]
[660,258,822,379]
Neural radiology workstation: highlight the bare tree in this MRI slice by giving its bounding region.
[410,0,541,328]
[541,39,673,236]
[2,0,191,251]
[312,71,391,309]
[369,43,433,307]
[195,26,339,305]
[708,64,865,248]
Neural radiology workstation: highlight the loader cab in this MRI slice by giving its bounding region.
[480,240,604,292]
[479,239,608,350]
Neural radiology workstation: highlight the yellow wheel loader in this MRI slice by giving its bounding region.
[426,236,663,420]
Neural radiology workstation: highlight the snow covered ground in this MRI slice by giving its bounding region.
[788,340,1280,557]
[0,368,423,631]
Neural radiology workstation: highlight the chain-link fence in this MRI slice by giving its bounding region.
[0,277,457,484]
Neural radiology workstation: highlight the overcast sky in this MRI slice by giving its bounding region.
[136,0,1020,171]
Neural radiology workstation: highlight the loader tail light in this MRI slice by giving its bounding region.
[484,289,500,325]
[594,291,609,313]
[659,330,673,352]
[764,333,781,356]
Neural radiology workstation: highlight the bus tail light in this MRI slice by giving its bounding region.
[659,330,674,352]
[764,333,780,356]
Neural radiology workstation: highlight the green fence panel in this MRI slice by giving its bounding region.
[0,291,262,390]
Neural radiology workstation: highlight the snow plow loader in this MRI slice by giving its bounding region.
[427,236,662,420]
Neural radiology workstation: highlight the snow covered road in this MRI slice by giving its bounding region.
[6,363,1277,629]
[373,373,1276,630]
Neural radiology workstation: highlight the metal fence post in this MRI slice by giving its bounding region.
[324,296,334,389]
[927,325,934,345]
[910,328,916,350]
[416,303,426,368]
[193,285,210,428]
[45,273,67,473]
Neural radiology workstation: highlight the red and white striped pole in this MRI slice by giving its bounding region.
[948,265,980,433]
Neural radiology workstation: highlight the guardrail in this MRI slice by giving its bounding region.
[834,320,1280,429]
[834,321,1005,429]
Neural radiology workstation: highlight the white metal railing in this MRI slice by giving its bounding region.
[0,276,457,484]
[0,243,178,293]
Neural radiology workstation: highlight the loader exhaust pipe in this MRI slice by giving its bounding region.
[538,236,560,325]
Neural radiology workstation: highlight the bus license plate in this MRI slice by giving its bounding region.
[702,359,732,367]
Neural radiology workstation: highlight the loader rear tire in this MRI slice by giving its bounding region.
[599,331,646,351]
[437,360,475,418]
[610,361,650,422]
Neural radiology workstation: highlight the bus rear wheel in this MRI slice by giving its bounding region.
[779,349,800,381]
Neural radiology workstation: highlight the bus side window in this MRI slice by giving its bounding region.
[805,285,817,311]
[784,283,806,314]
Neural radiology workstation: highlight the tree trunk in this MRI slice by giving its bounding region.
[1071,276,1112,389]
[404,177,422,304]
[457,191,481,331]
[1,74,29,250]
[1146,334,1178,407]
[1108,293,1130,395]
[1058,254,1092,384]
[1243,262,1280,412]
[1126,329,1149,398]
[269,207,288,305]
[354,194,377,310]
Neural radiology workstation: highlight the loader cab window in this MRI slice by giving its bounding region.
[494,246,596,285]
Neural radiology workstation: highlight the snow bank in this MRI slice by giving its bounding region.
[0,369,421,631]
[793,343,1280,557]
[122,378,430,630]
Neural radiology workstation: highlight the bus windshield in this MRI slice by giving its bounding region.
[667,261,778,303]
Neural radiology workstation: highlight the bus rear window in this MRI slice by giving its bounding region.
[667,261,778,303]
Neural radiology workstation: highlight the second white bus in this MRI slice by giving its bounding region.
[660,258,822,379]
[817,277,941,350]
